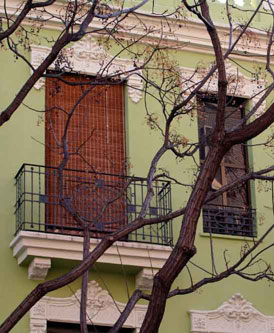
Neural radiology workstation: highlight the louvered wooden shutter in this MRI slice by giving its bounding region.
[223,105,249,208]
[198,97,249,208]
[45,74,126,234]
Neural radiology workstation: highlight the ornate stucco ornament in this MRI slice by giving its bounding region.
[190,293,274,333]
[30,35,143,103]
[30,280,147,333]
[180,61,266,118]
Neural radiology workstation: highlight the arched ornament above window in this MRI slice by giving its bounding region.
[190,293,274,333]
[30,35,143,103]
[30,280,147,333]
[180,62,266,118]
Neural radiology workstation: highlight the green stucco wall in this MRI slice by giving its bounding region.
[1,1,274,332]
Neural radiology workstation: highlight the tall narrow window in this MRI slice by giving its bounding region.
[45,74,126,236]
[198,95,256,237]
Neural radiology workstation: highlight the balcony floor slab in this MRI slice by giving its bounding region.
[10,231,172,282]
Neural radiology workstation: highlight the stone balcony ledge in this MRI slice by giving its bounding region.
[10,231,172,289]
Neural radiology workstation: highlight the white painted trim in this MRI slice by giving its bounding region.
[28,257,51,280]
[30,36,143,103]
[30,280,147,333]
[180,61,266,117]
[136,268,158,291]
[10,230,172,269]
[190,293,274,333]
[0,0,271,64]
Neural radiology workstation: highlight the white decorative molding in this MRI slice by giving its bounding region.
[30,46,49,90]
[127,73,143,103]
[181,62,266,117]
[30,280,148,333]
[263,0,274,11]
[190,293,274,333]
[2,0,272,65]
[30,36,143,103]
[136,268,158,291]
[30,319,47,333]
[10,231,172,279]
[28,257,51,280]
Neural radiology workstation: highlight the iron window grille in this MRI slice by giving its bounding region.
[203,204,256,237]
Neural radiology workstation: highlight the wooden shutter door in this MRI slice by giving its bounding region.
[198,96,253,236]
[223,105,249,208]
[45,74,126,235]
[198,98,249,208]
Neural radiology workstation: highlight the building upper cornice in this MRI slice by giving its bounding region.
[0,0,272,64]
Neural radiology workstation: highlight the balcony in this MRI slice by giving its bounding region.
[203,204,256,238]
[11,164,173,285]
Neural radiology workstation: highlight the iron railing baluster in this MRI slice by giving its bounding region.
[14,164,173,246]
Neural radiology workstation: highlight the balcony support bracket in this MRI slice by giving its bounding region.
[28,257,51,280]
[136,268,158,291]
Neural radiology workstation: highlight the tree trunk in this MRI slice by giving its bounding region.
[140,140,227,333]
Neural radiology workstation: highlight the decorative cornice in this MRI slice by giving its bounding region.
[31,41,264,115]
[1,0,272,64]
[180,61,266,117]
[190,293,274,333]
[30,36,143,103]
[30,280,148,333]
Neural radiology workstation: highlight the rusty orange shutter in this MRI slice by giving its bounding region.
[45,74,126,235]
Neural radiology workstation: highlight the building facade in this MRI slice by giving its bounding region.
[1,0,274,332]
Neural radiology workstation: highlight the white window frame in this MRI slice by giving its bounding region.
[30,280,147,333]
[190,293,274,333]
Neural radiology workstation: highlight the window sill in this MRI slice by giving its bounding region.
[199,232,259,242]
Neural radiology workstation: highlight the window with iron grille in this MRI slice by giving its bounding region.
[197,95,256,237]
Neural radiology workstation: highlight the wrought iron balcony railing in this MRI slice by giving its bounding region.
[203,204,256,237]
[14,164,173,246]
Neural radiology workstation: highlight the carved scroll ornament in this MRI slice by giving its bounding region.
[30,35,143,103]
[180,62,266,118]
[190,293,274,333]
[30,280,147,333]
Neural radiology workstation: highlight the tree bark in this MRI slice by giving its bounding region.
[140,140,228,333]
[80,227,90,333]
